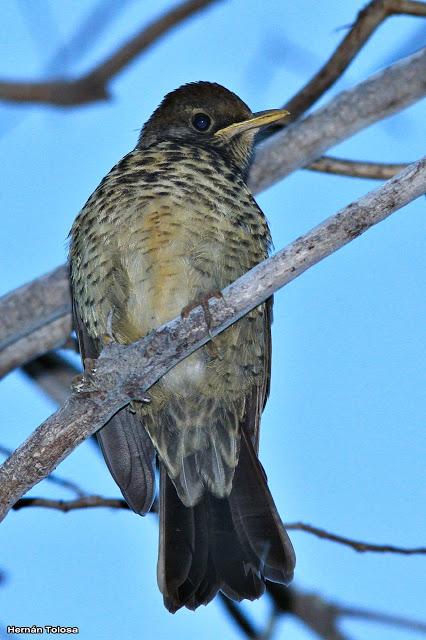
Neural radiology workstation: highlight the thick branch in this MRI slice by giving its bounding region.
[0,157,424,522]
[284,0,426,120]
[20,359,426,558]
[308,156,408,179]
[0,0,220,106]
[0,445,85,498]
[21,353,77,406]
[0,266,71,378]
[1,48,425,378]
[250,47,426,192]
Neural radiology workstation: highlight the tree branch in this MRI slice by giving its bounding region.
[0,266,71,378]
[0,0,220,106]
[219,594,259,639]
[0,445,85,498]
[11,494,426,556]
[268,584,426,638]
[21,353,78,406]
[307,156,408,179]
[1,47,425,378]
[285,521,426,555]
[13,495,130,512]
[0,157,424,522]
[249,47,426,192]
[284,0,426,120]
[340,604,426,634]
[19,356,426,559]
[268,584,351,640]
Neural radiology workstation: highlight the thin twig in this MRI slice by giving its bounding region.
[308,156,408,179]
[259,607,280,640]
[284,0,426,120]
[1,47,425,378]
[219,594,259,638]
[11,494,426,556]
[0,0,220,106]
[13,496,130,512]
[285,521,426,555]
[341,605,426,633]
[0,157,424,523]
[45,0,134,76]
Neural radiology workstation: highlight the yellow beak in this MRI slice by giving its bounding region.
[214,108,290,138]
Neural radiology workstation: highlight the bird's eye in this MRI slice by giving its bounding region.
[192,113,211,132]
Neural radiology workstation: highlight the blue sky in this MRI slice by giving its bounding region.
[0,1,425,639]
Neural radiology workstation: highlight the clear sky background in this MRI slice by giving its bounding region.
[0,1,425,639]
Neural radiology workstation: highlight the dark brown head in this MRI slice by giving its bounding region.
[138,82,288,172]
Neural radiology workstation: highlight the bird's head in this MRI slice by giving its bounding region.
[138,81,288,172]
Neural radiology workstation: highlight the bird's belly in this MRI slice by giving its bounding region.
[118,201,265,398]
[120,214,228,392]
[121,201,244,330]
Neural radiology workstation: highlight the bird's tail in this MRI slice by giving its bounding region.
[157,429,295,612]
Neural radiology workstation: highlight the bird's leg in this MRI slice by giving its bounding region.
[181,289,223,334]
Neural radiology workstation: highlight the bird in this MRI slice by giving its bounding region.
[69,81,295,612]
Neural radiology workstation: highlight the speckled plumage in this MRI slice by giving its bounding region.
[69,82,295,612]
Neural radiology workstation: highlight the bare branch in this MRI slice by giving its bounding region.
[19,358,426,558]
[0,266,71,378]
[0,445,85,498]
[1,48,425,378]
[249,47,426,192]
[284,0,426,120]
[340,604,426,634]
[21,353,78,406]
[268,584,351,640]
[0,157,424,522]
[0,0,220,106]
[286,521,426,555]
[268,584,426,638]
[308,156,408,179]
[13,495,130,512]
[12,494,426,556]
[220,595,260,638]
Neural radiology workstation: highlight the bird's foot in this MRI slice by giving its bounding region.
[181,289,223,333]
[71,358,100,395]
[129,396,151,413]
[71,372,97,395]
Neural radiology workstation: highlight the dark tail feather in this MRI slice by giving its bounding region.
[230,429,295,584]
[158,431,295,612]
[97,407,156,515]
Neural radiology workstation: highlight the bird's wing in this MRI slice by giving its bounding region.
[71,295,156,515]
[241,296,273,452]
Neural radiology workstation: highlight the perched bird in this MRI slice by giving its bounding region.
[69,81,295,612]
